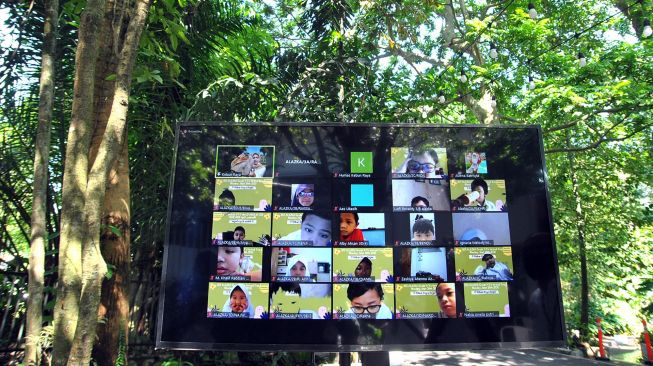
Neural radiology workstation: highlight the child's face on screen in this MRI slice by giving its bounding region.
[297,188,314,206]
[407,152,436,174]
[217,247,243,276]
[230,288,248,313]
[412,199,428,207]
[413,231,434,241]
[301,214,331,246]
[340,213,357,237]
[355,261,372,277]
[437,283,456,318]
[290,261,306,277]
[350,288,383,317]
[234,230,246,240]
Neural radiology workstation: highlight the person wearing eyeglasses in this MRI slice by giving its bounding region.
[396,147,444,178]
[345,283,392,319]
[291,184,315,207]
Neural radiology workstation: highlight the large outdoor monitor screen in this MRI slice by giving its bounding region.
[156,123,565,351]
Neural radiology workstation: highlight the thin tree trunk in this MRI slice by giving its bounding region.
[337,16,345,123]
[0,279,16,336]
[567,141,589,340]
[25,0,58,364]
[51,0,107,362]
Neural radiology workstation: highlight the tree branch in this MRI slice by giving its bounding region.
[380,46,445,68]
[545,123,651,154]
[544,119,581,134]
[543,103,653,134]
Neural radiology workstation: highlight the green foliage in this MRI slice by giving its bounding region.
[115,324,126,366]
[1,0,652,359]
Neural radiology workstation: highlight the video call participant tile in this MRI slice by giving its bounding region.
[271,212,332,247]
[332,247,393,283]
[331,150,386,179]
[454,246,514,282]
[270,247,332,283]
[335,212,387,246]
[395,283,457,319]
[391,146,448,179]
[452,151,488,178]
[332,283,395,320]
[461,282,510,318]
[394,247,450,283]
[214,177,273,211]
[211,212,271,246]
[391,179,450,212]
[207,282,269,319]
[215,145,275,178]
[271,179,331,211]
[332,179,391,212]
[274,146,331,178]
[452,212,511,246]
[268,283,332,320]
[450,178,507,212]
[209,246,263,282]
[390,212,453,246]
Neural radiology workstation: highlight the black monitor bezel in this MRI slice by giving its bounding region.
[155,121,566,351]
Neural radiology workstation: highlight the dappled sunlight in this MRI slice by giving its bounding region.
[389,349,619,366]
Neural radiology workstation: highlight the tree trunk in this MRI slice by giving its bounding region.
[567,143,589,340]
[52,0,151,363]
[441,0,497,124]
[65,0,151,363]
[87,9,125,364]
[462,90,497,124]
[25,0,58,364]
[52,0,107,363]
[614,0,646,38]
[94,138,131,366]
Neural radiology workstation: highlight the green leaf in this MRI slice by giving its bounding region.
[109,225,122,237]
[105,264,116,280]
[170,34,178,51]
